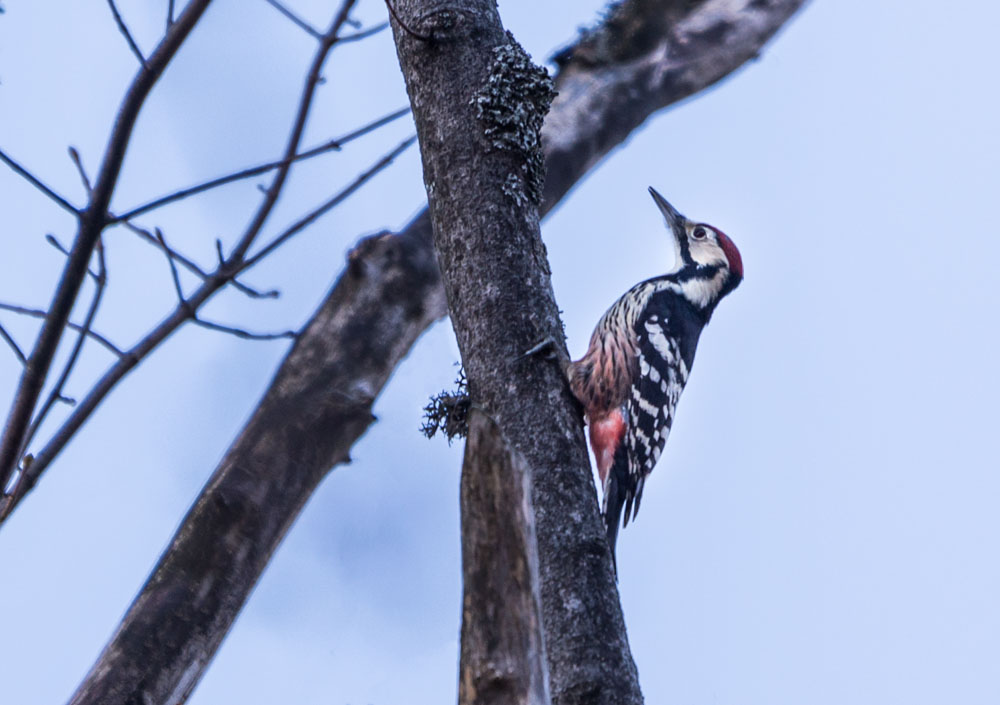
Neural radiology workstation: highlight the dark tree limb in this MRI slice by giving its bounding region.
[63,0,806,702]
[460,409,549,705]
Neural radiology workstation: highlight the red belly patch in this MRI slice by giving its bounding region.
[589,409,626,485]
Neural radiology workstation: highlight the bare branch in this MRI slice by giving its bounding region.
[0,0,366,524]
[0,148,79,215]
[105,0,148,68]
[110,106,410,223]
[167,0,174,30]
[120,222,277,300]
[338,21,389,43]
[262,0,323,40]
[46,234,100,281]
[19,240,109,459]
[243,134,417,269]
[0,324,26,364]
[0,302,122,357]
[0,0,213,493]
[150,229,292,342]
[67,147,93,196]
[191,318,297,341]
[153,228,187,305]
[225,0,362,266]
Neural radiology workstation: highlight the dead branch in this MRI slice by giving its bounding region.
[0,148,79,215]
[459,409,549,705]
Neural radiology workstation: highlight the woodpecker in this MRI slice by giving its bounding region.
[567,188,743,563]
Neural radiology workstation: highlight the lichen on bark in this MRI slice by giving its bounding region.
[471,34,555,206]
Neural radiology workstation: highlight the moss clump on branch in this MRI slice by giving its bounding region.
[472,34,555,207]
[421,367,470,444]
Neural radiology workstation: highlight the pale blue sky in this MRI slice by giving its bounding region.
[1,1,999,704]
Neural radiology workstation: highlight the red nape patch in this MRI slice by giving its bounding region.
[589,410,626,485]
[715,229,744,280]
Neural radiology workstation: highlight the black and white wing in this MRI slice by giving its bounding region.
[621,311,690,525]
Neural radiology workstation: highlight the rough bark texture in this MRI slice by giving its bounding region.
[389,3,643,703]
[68,2,807,703]
[68,231,446,705]
[459,409,549,705]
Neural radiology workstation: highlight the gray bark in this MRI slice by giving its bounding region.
[459,409,549,705]
[389,2,640,702]
[68,2,807,704]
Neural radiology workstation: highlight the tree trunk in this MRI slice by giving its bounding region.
[389,2,642,702]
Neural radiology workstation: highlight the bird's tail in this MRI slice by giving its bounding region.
[601,443,631,576]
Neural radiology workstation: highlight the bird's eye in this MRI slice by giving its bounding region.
[692,226,708,240]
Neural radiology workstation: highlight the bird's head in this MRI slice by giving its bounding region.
[648,187,743,298]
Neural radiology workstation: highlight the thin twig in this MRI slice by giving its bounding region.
[0,303,123,357]
[225,0,360,269]
[0,324,26,364]
[0,148,79,215]
[110,106,410,223]
[120,222,276,299]
[167,0,175,30]
[46,234,101,281]
[192,318,297,341]
[263,0,322,39]
[20,240,110,455]
[244,134,417,269]
[105,0,148,68]
[154,228,187,305]
[338,21,389,43]
[68,147,93,196]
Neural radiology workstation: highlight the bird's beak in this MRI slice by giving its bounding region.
[648,186,686,243]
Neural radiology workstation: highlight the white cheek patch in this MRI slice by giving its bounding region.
[689,239,728,269]
[677,269,727,308]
